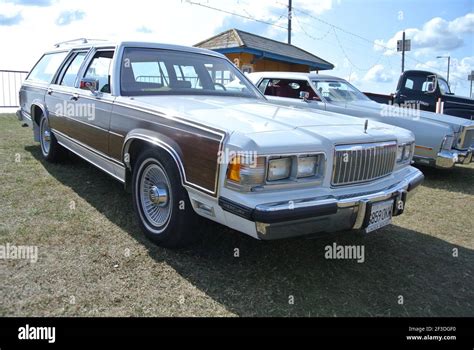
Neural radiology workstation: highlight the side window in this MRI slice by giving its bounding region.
[59,52,87,87]
[258,78,270,93]
[404,78,414,90]
[131,61,168,85]
[83,51,114,93]
[173,64,201,89]
[27,52,68,83]
[265,79,318,100]
[438,79,450,94]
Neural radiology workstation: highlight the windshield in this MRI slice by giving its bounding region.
[121,48,261,98]
[311,80,370,102]
[438,78,452,95]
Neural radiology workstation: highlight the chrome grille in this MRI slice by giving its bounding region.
[460,128,474,149]
[332,142,397,186]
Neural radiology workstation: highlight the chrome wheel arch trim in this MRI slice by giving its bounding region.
[30,101,49,125]
[122,130,225,196]
[123,132,189,190]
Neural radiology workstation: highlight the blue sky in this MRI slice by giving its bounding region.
[0,0,472,96]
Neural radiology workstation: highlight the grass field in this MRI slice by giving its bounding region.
[0,113,473,317]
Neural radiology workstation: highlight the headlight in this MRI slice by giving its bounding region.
[441,135,455,150]
[226,156,265,189]
[297,156,318,178]
[403,144,411,161]
[397,142,415,163]
[396,145,404,162]
[226,153,325,191]
[267,157,292,181]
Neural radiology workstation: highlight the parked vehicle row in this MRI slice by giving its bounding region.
[17,40,425,247]
[248,72,474,169]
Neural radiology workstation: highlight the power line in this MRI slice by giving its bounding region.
[186,0,459,81]
[185,0,287,29]
[283,3,392,51]
[292,13,332,41]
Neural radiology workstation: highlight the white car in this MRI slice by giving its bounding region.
[248,71,474,169]
[17,40,423,247]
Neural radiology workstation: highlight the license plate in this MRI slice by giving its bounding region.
[365,199,394,233]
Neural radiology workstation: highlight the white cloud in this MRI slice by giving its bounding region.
[0,0,224,70]
[0,0,337,71]
[374,13,474,55]
[344,71,359,84]
[363,64,394,83]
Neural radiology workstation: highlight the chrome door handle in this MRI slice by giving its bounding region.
[47,88,53,95]
[70,93,79,101]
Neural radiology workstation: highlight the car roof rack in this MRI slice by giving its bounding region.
[53,38,108,48]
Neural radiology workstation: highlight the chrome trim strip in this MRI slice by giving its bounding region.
[108,130,125,138]
[52,128,125,169]
[53,128,125,182]
[113,100,226,139]
[49,112,110,133]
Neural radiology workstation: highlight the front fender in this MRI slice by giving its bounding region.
[122,128,186,182]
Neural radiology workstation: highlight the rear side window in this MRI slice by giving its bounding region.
[59,52,87,87]
[27,52,68,83]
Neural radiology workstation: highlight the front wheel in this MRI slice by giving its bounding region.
[132,148,199,247]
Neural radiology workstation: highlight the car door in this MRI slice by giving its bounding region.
[70,49,116,155]
[399,74,437,112]
[257,78,326,111]
[45,49,90,139]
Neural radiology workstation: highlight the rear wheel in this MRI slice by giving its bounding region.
[132,148,199,247]
[39,115,65,162]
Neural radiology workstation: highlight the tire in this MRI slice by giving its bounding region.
[39,114,65,162]
[132,148,199,248]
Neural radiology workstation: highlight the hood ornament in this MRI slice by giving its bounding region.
[364,119,369,133]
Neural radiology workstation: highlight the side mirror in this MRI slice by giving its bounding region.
[425,76,437,94]
[80,78,99,94]
[299,91,310,102]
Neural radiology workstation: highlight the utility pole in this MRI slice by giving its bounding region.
[447,56,450,84]
[468,71,474,98]
[437,55,451,84]
[397,31,410,73]
[288,0,292,45]
[401,31,405,72]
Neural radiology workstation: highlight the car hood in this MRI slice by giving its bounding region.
[336,99,474,129]
[130,95,405,135]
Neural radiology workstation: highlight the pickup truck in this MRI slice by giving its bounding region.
[17,40,423,247]
[364,70,474,120]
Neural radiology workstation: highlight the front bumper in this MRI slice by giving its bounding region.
[219,167,424,240]
[436,148,473,168]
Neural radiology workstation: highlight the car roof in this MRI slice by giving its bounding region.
[248,71,345,81]
[45,40,225,58]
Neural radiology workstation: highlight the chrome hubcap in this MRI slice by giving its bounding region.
[40,118,51,155]
[148,185,168,207]
[139,163,172,228]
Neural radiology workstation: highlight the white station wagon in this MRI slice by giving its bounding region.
[17,40,424,247]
